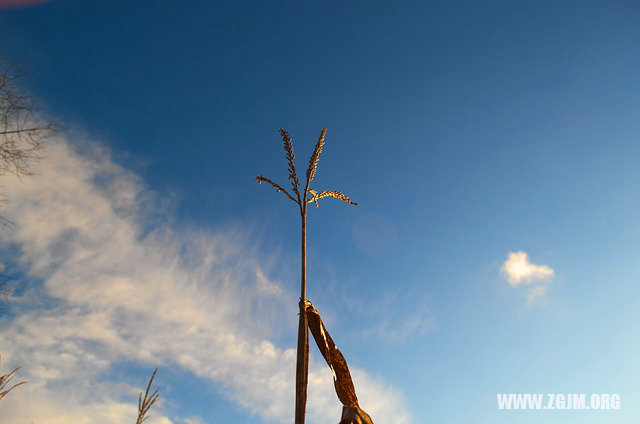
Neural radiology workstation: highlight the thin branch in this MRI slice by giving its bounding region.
[0,272,15,299]
[0,125,52,136]
[0,57,53,179]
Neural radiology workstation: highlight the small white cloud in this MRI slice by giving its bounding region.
[500,251,555,304]
[500,251,554,287]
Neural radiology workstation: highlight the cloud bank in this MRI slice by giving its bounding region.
[0,135,410,423]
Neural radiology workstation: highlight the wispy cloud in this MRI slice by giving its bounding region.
[500,251,555,303]
[357,291,433,344]
[526,284,547,305]
[0,135,410,423]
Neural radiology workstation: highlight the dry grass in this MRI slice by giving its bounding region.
[0,356,26,401]
[0,356,159,423]
[135,368,159,424]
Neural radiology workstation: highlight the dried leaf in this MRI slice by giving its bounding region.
[304,300,374,422]
[340,405,375,424]
[304,300,359,408]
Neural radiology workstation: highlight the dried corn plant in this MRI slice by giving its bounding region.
[135,368,159,424]
[0,355,26,401]
[257,128,357,424]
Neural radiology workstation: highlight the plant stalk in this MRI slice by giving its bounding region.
[294,210,309,424]
[256,128,356,423]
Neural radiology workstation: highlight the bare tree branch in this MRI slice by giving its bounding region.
[0,56,53,179]
[0,54,54,308]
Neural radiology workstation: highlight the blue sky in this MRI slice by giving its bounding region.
[1,0,640,423]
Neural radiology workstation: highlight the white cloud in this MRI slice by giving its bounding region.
[0,135,410,423]
[500,251,554,304]
[500,251,554,286]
